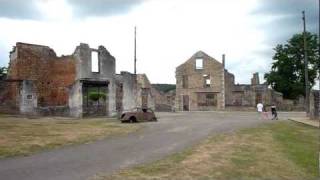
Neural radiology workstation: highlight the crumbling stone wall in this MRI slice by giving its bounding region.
[68,81,83,117]
[6,42,76,110]
[73,44,115,80]
[0,80,20,113]
[72,43,116,117]
[175,52,287,111]
[251,72,260,85]
[115,71,137,111]
[151,87,175,112]
[115,72,156,113]
[137,74,155,110]
[19,80,37,115]
[224,70,235,105]
[175,51,231,111]
[230,83,283,108]
[1,42,157,117]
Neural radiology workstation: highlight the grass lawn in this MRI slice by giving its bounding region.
[0,116,141,158]
[98,121,319,180]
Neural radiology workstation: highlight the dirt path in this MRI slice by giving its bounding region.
[0,111,305,180]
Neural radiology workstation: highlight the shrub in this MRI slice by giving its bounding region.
[89,92,106,101]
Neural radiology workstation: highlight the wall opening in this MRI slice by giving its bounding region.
[116,83,123,112]
[197,93,217,107]
[141,88,149,108]
[183,95,189,111]
[82,81,108,117]
[91,51,99,73]
[203,74,211,88]
[196,58,203,69]
[182,75,188,88]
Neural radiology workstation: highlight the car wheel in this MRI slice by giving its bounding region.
[129,116,137,123]
[151,117,157,122]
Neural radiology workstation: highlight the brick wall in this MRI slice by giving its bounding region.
[6,43,76,108]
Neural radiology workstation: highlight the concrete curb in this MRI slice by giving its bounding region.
[290,118,319,128]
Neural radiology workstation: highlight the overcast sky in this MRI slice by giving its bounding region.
[0,0,318,85]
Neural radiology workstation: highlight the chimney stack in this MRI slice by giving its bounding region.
[221,54,226,110]
[251,72,260,85]
[222,54,225,68]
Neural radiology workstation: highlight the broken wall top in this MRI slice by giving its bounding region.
[73,43,116,81]
[176,51,223,72]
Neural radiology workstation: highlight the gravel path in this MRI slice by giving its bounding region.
[0,111,305,180]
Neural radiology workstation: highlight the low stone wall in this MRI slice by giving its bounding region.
[37,106,70,116]
[155,104,173,112]
[225,106,256,111]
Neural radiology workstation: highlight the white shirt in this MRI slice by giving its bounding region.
[257,103,263,112]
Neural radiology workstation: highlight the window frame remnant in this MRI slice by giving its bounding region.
[195,58,203,70]
[91,51,99,73]
[203,74,211,88]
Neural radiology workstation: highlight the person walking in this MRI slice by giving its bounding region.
[262,106,269,120]
[257,102,263,119]
[271,104,278,120]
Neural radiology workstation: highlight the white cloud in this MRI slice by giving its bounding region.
[0,0,316,85]
[37,0,73,21]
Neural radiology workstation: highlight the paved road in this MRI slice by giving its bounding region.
[0,111,305,180]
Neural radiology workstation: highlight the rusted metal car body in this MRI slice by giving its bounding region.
[120,108,157,123]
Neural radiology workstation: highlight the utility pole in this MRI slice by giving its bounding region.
[302,11,310,114]
[318,0,320,119]
[134,26,137,75]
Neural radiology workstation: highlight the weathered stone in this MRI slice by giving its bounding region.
[175,51,288,111]
[114,72,155,117]
[175,51,232,111]
[1,42,155,117]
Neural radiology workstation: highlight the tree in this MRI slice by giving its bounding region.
[0,67,7,80]
[152,84,176,93]
[264,32,319,99]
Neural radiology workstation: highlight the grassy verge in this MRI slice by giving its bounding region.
[0,117,141,158]
[98,121,319,180]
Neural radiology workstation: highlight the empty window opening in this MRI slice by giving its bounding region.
[206,79,211,87]
[196,58,203,69]
[197,93,217,106]
[27,95,32,99]
[91,51,99,72]
[203,74,211,88]
[182,75,188,88]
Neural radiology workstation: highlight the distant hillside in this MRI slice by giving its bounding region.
[152,84,176,93]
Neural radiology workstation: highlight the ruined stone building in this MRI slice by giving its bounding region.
[0,42,155,117]
[115,72,155,113]
[151,87,175,111]
[175,51,284,111]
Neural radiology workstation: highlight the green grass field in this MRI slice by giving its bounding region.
[0,117,141,158]
[99,121,319,180]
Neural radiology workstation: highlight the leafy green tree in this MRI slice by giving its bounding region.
[89,92,106,101]
[0,67,7,80]
[264,32,319,99]
[152,84,176,93]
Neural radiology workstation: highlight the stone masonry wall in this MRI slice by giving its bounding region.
[175,51,227,111]
[7,43,76,109]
